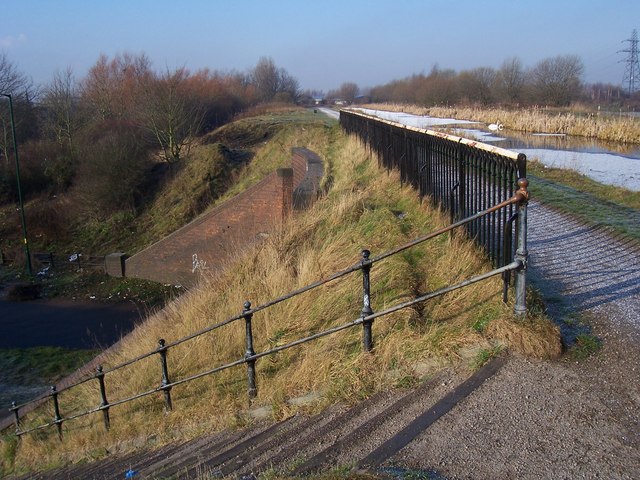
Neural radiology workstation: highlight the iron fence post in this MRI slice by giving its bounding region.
[243,301,257,399]
[458,141,466,220]
[361,250,374,352]
[11,401,19,435]
[502,212,518,303]
[157,339,173,412]
[514,179,529,316]
[96,365,110,431]
[51,386,63,440]
[450,182,460,225]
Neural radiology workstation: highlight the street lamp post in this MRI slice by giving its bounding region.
[1,93,32,275]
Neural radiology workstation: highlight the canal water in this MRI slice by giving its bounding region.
[357,108,640,191]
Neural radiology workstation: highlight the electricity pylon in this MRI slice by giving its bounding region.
[620,29,640,94]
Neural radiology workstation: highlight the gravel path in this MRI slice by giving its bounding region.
[391,201,640,479]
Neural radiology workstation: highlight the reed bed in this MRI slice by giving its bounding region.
[364,103,640,144]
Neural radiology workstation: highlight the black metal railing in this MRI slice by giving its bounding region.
[6,183,529,440]
[340,109,527,267]
[31,251,105,275]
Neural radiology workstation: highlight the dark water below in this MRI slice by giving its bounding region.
[0,298,143,419]
[0,298,142,349]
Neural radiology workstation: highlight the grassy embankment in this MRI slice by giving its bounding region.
[364,103,640,243]
[1,110,560,475]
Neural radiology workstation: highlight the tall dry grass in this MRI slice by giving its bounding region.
[2,124,560,474]
[364,103,640,144]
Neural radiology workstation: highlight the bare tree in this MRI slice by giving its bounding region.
[458,67,496,105]
[142,67,205,163]
[43,68,81,150]
[276,67,300,103]
[0,52,35,164]
[80,52,152,122]
[531,55,584,106]
[339,82,359,103]
[251,57,300,103]
[252,57,280,101]
[495,57,525,104]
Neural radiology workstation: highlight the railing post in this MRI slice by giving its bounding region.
[243,301,257,400]
[51,386,63,440]
[449,182,460,225]
[361,250,374,352]
[514,178,529,316]
[157,339,173,412]
[11,401,20,435]
[96,365,110,431]
[502,212,519,303]
[458,141,466,220]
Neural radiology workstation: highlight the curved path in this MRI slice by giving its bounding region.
[391,200,640,478]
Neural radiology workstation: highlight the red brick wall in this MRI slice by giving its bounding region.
[125,168,293,287]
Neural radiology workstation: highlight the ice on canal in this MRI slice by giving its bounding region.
[353,108,640,192]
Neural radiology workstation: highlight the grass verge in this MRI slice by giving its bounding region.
[527,160,640,243]
[0,347,98,410]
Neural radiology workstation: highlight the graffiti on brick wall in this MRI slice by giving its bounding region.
[192,254,208,274]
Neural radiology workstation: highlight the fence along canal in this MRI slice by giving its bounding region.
[340,108,527,268]
[5,113,529,441]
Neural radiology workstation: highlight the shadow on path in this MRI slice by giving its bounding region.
[527,201,640,344]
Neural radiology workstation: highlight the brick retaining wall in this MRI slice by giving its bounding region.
[123,148,323,287]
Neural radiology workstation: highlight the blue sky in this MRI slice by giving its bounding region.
[1,0,637,91]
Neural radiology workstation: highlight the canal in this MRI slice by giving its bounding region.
[356,108,640,191]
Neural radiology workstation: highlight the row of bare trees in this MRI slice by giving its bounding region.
[369,55,588,107]
[0,52,299,215]
[367,55,630,108]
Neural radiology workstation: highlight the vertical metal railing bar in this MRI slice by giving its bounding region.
[157,339,173,412]
[361,249,374,352]
[340,109,526,268]
[50,386,63,440]
[502,211,519,303]
[96,365,110,431]
[243,301,258,399]
[490,158,498,265]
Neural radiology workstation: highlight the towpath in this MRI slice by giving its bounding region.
[389,200,640,478]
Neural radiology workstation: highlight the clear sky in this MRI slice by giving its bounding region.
[1,0,637,92]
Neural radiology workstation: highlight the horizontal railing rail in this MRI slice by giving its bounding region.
[340,109,527,268]
[31,251,106,275]
[7,181,529,440]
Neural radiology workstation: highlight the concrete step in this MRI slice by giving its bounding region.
[9,357,506,479]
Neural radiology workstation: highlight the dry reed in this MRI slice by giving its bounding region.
[364,103,640,144]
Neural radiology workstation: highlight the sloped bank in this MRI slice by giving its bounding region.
[1,119,559,477]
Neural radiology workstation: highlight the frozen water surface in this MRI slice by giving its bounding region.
[354,108,640,191]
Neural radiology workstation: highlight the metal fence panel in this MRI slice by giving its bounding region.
[340,109,526,266]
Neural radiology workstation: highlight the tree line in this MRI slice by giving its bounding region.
[323,55,631,109]
[0,53,299,214]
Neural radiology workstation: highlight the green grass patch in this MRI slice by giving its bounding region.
[472,346,503,370]
[41,270,181,308]
[0,347,98,386]
[569,333,602,361]
[527,160,640,242]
